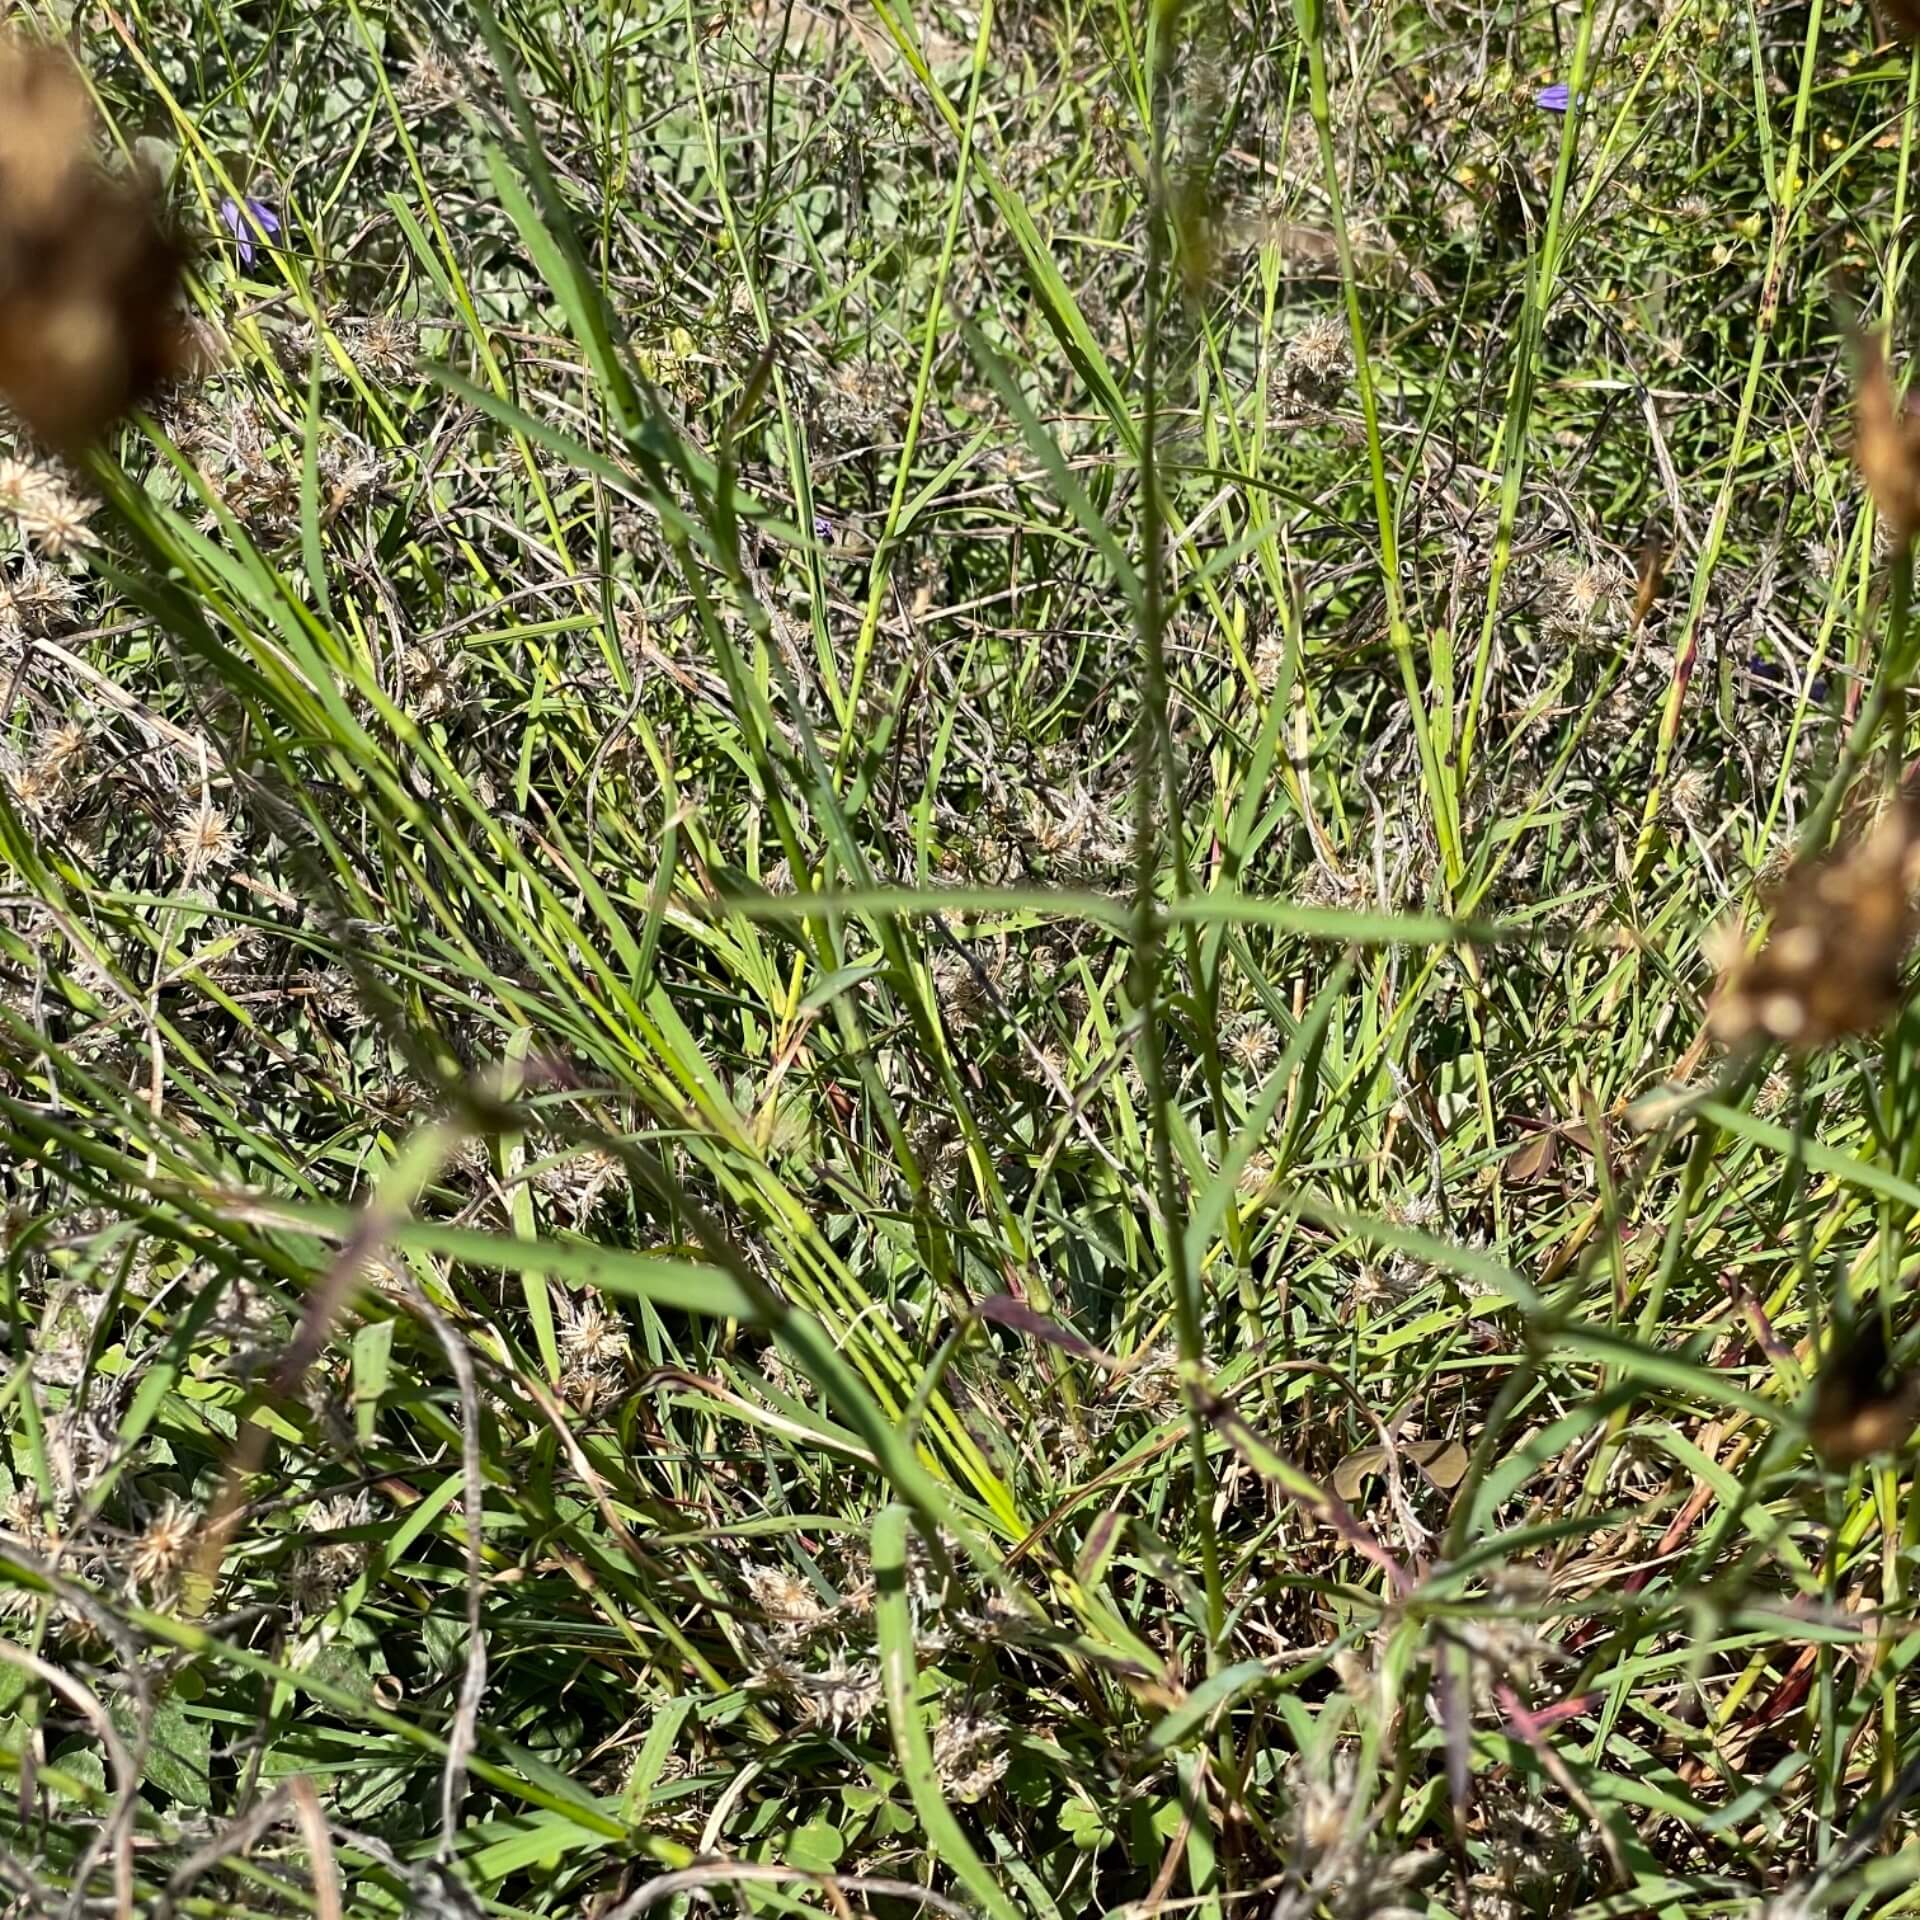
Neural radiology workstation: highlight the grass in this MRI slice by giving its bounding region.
[2,0,1920,1912]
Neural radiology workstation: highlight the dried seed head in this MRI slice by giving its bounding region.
[170,798,240,877]
[1853,333,1920,550]
[757,1343,803,1396]
[0,1485,55,1554]
[743,1563,829,1642]
[1227,1017,1278,1074]
[1709,798,1920,1052]
[1251,622,1288,690]
[34,719,86,777]
[0,36,189,449]
[932,1706,1011,1802]
[1284,312,1351,391]
[534,1145,623,1224]
[1237,1147,1276,1197]
[1121,1342,1182,1411]
[559,1357,623,1413]
[129,1495,198,1593]
[0,457,94,556]
[1481,1780,1589,1888]
[1809,1313,1920,1466]
[1290,1753,1361,1864]
[1882,0,1920,45]
[3,752,58,821]
[558,1293,628,1368]
[1544,553,1629,642]
[291,1491,372,1613]
[352,312,417,377]
[797,1655,882,1734]
[1667,765,1713,826]
[1026,781,1129,869]
[556,1291,628,1413]
[400,44,467,112]
[0,555,80,633]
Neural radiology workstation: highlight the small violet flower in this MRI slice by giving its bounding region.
[1536,82,1573,113]
[219,195,280,267]
[1748,651,1829,705]
[813,512,834,543]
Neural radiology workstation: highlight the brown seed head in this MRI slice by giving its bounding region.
[1810,1315,1919,1466]
[0,47,96,238]
[1880,0,1920,47]
[0,35,188,449]
[1708,797,1920,1052]
[1853,334,1920,550]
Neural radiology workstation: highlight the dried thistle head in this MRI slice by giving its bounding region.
[34,719,86,777]
[534,1144,623,1225]
[556,1289,629,1412]
[0,1484,56,1554]
[797,1654,882,1734]
[0,35,189,450]
[1667,765,1713,827]
[1709,798,1920,1051]
[1853,333,1920,551]
[558,1292,628,1368]
[1227,1016,1278,1074]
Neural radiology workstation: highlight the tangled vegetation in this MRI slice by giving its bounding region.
[4,0,1920,1915]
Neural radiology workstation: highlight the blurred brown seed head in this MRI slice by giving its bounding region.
[1853,334,1920,551]
[0,35,188,450]
[1810,1314,1919,1467]
[1708,797,1920,1052]
[1878,0,1920,47]
[1629,536,1666,633]
[0,48,96,232]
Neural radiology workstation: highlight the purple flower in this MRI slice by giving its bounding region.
[813,512,833,543]
[1536,82,1573,113]
[1748,651,1829,705]
[219,195,279,266]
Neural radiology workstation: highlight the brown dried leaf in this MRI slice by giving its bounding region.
[1506,1114,1602,1187]
[1331,1438,1469,1503]
[1504,1130,1559,1187]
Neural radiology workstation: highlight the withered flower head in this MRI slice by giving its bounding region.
[0,35,188,450]
[1853,333,1920,551]
[1709,797,1920,1052]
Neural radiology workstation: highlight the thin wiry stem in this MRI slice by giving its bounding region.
[1138,0,1226,1658]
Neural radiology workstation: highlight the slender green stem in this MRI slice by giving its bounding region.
[1300,9,1458,886]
